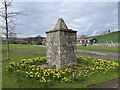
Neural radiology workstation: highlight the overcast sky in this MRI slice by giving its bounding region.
[1,2,118,37]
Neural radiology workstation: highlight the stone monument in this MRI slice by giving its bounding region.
[46,18,77,68]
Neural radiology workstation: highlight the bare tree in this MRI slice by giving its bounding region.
[0,0,23,60]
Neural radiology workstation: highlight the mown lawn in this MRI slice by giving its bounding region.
[2,44,46,61]
[77,45,119,53]
[2,44,119,88]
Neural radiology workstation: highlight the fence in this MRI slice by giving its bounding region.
[91,43,120,47]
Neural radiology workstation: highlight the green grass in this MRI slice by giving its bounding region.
[0,62,2,89]
[2,44,46,61]
[91,31,119,43]
[0,44,2,89]
[2,44,119,88]
[50,69,118,88]
[77,45,119,53]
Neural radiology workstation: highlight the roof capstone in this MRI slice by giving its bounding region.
[53,18,68,30]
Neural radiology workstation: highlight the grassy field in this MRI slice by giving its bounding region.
[90,31,119,43]
[77,45,119,53]
[2,44,46,61]
[2,44,119,88]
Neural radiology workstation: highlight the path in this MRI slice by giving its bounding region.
[77,50,119,60]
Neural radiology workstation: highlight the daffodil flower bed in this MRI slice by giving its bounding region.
[6,56,119,85]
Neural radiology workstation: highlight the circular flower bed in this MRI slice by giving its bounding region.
[6,56,119,85]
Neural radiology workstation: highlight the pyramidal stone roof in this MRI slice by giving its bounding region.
[53,18,68,30]
[46,18,77,33]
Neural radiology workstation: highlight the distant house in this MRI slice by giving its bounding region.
[77,35,97,46]
[77,35,87,46]
[86,38,98,45]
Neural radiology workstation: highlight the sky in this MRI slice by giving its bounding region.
[0,1,118,38]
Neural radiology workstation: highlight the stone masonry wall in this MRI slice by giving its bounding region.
[60,31,77,66]
[46,30,77,68]
[46,31,61,68]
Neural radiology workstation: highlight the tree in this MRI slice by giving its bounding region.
[0,0,23,60]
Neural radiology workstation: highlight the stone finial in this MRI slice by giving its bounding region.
[53,18,68,30]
